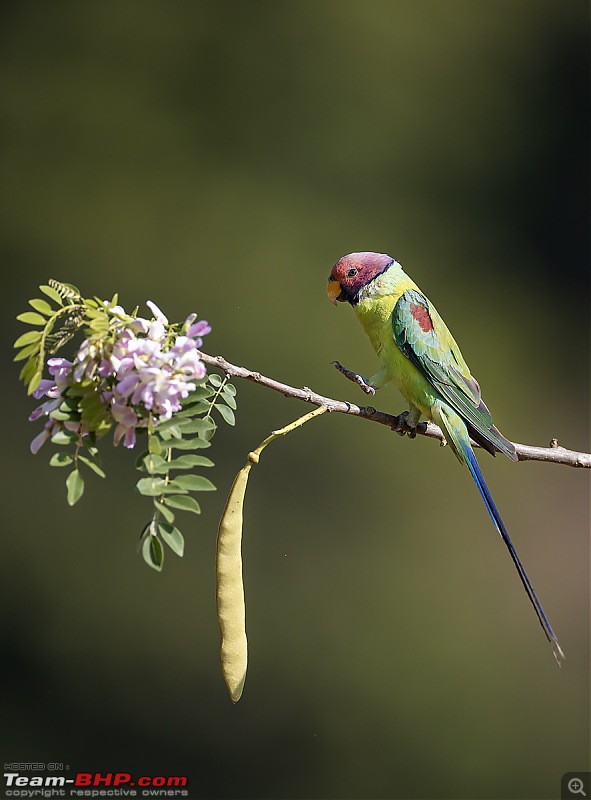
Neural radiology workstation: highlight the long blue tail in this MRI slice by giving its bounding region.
[464,445,564,664]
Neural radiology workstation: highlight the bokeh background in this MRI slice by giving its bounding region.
[1,2,589,799]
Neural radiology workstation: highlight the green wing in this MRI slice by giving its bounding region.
[392,289,516,460]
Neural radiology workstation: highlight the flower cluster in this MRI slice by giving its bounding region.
[29,300,211,452]
[29,357,79,454]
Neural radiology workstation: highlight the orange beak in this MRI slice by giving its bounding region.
[327,279,341,306]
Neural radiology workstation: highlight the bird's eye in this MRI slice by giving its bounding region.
[346,268,358,278]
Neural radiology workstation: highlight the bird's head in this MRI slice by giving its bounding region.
[327,252,394,306]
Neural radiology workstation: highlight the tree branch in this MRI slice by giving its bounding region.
[199,352,590,469]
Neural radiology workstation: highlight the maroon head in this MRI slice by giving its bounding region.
[327,252,394,306]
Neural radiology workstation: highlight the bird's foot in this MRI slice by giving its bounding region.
[332,361,376,395]
[391,410,419,438]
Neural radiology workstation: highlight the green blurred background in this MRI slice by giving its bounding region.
[1,2,589,798]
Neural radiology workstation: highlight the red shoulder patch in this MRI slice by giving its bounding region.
[409,302,433,333]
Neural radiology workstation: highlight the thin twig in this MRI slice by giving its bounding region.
[198,352,590,469]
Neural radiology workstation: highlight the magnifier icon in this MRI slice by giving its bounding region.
[569,778,587,796]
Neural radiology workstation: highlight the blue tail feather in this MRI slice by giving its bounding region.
[463,444,564,664]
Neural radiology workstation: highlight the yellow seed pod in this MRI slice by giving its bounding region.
[216,406,327,702]
[216,462,252,703]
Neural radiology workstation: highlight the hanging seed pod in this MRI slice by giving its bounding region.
[216,461,253,702]
[216,406,327,702]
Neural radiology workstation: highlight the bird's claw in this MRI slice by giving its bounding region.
[392,410,418,438]
[332,361,376,395]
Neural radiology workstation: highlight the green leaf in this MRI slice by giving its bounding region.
[66,378,94,397]
[87,317,109,334]
[176,417,217,434]
[138,520,152,542]
[14,330,42,348]
[221,389,237,410]
[148,435,162,455]
[28,298,54,316]
[158,523,184,557]
[154,417,184,435]
[61,398,79,411]
[161,436,211,451]
[200,423,217,441]
[27,371,43,395]
[159,479,191,495]
[51,429,78,445]
[174,400,211,417]
[79,392,112,434]
[84,307,106,319]
[168,455,214,470]
[223,383,237,396]
[136,477,189,496]
[154,501,175,524]
[163,495,201,514]
[158,427,183,441]
[142,534,164,572]
[77,455,106,478]
[208,373,223,387]
[137,453,168,474]
[19,357,38,384]
[49,452,74,467]
[66,469,84,506]
[13,343,40,362]
[39,284,64,305]
[17,311,47,325]
[215,404,235,426]
[182,386,214,403]
[172,474,216,492]
[136,477,169,496]
[50,407,78,422]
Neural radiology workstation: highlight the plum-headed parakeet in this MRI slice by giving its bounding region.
[327,251,563,663]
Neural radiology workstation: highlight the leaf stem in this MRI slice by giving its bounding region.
[248,405,328,463]
[205,375,228,422]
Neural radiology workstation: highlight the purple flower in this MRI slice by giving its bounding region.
[111,401,138,449]
[29,397,61,422]
[146,300,168,323]
[32,379,55,399]
[187,320,211,341]
[116,372,140,398]
[28,362,73,451]
[104,311,211,438]
[28,299,212,452]
[98,359,113,378]
[47,358,73,391]
[30,421,55,454]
